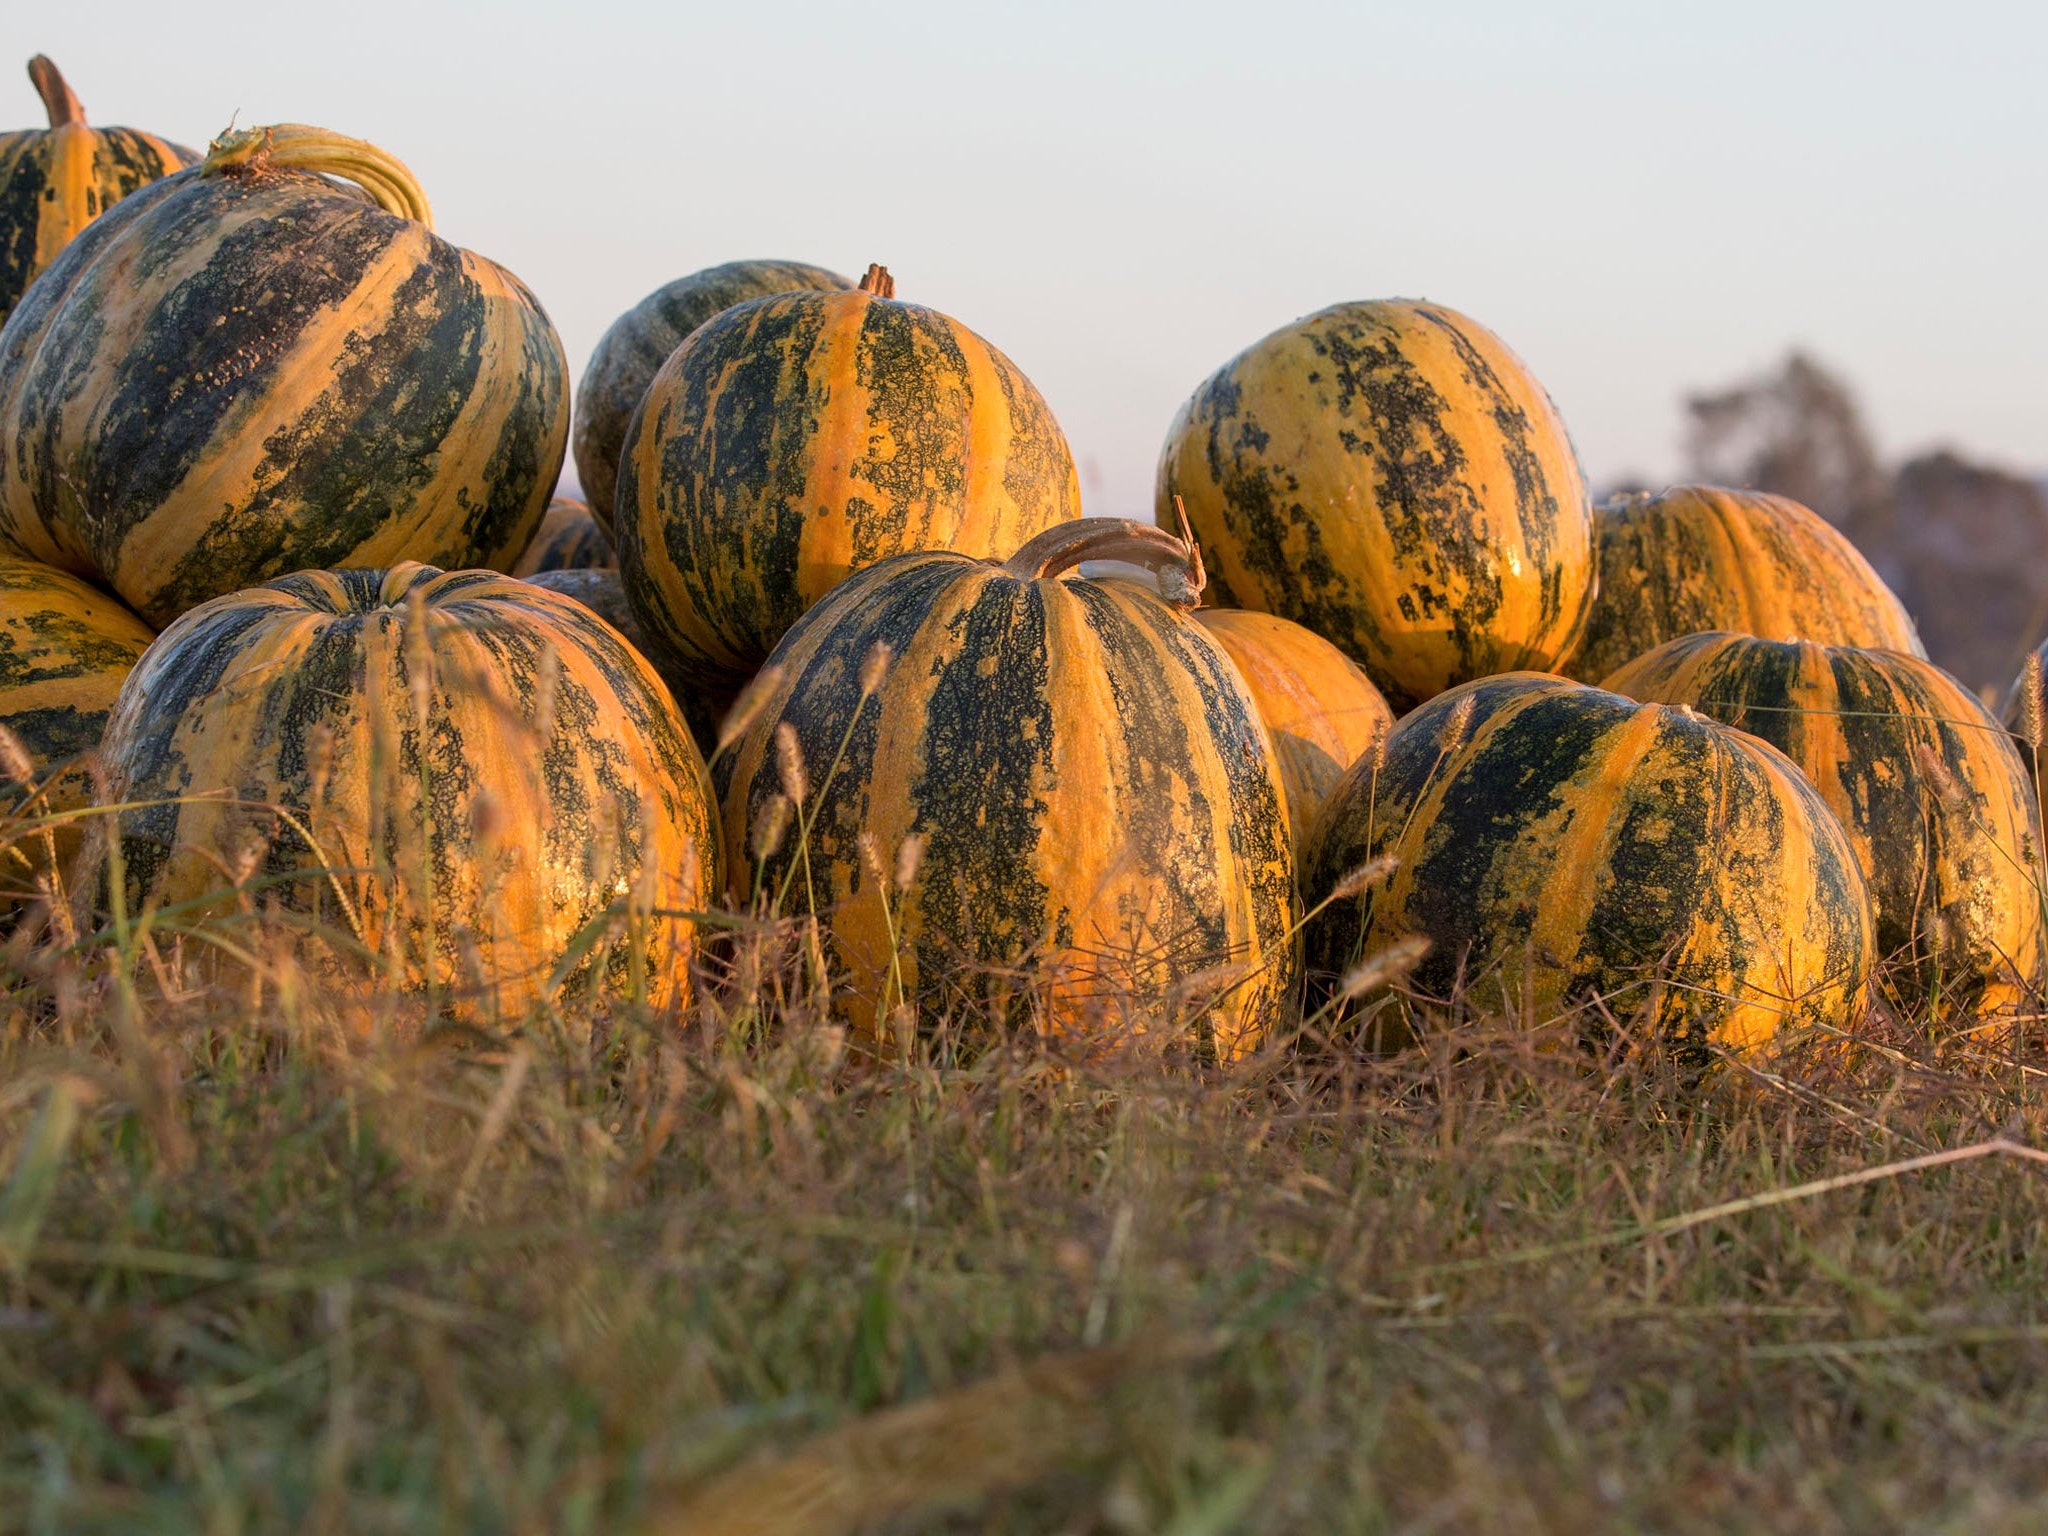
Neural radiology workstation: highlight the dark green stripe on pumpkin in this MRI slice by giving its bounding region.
[0,135,50,321]
[621,291,827,679]
[574,259,850,526]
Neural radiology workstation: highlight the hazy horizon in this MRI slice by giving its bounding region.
[28,1,2045,517]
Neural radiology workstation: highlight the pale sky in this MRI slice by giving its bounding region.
[30,1,2047,513]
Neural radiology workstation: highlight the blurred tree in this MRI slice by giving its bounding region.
[1684,351,1897,566]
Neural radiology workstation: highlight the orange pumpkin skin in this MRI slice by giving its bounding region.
[1606,633,2044,1017]
[1157,299,1595,711]
[1192,608,1393,851]
[1301,673,1875,1062]
[512,497,615,576]
[1565,485,1924,683]
[91,564,719,1019]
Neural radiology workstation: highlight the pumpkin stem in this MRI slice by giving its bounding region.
[199,123,433,228]
[27,56,85,129]
[858,263,896,299]
[1002,517,1207,608]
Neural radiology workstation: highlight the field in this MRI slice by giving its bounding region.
[4,878,2047,1536]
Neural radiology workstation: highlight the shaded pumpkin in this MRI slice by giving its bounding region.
[91,564,719,1018]
[1605,633,2044,1017]
[1191,608,1392,851]
[0,123,567,630]
[573,258,851,530]
[512,496,614,576]
[616,263,1082,696]
[715,518,1298,1057]
[0,558,154,903]
[1565,485,1923,683]
[1157,299,1594,711]
[0,56,195,330]
[1302,673,1874,1062]
[520,565,730,758]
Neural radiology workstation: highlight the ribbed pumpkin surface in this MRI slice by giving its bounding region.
[1302,673,1874,1060]
[0,57,195,329]
[0,558,154,899]
[573,258,850,529]
[1605,634,2043,1017]
[94,564,719,1016]
[1566,485,1923,683]
[512,497,614,576]
[519,565,726,757]
[715,520,1297,1057]
[1193,608,1392,851]
[1157,300,1594,711]
[616,271,1082,694]
[0,132,567,630]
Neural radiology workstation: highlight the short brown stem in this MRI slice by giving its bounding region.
[1001,517,1207,607]
[858,263,896,299]
[28,56,85,129]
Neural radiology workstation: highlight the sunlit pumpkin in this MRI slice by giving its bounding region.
[616,263,1081,696]
[1606,633,2043,1017]
[91,564,718,1018]
[715,518,1297,1057]
[0,123,566,629]
[1158,300,1595,710]
[1565,485,1923,683]
[1302,673,1874,1062]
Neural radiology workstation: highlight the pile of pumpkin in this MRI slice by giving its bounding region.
[2,58,2042,1061]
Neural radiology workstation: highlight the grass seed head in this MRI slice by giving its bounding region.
[717,665,785,754]
[0,725,36,787]
[859,641,893,700]
[775,722,809,806]
[752,794,794,865]
[2025,650,2044,751]
[1327,854,1399,903]
[1339,934,1432,999]
[894,832,928,893]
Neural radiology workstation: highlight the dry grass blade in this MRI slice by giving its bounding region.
[638,1342,1185,1536]
[1412,1136,2048,1278]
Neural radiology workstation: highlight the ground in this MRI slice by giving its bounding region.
[3,911,2047,1535]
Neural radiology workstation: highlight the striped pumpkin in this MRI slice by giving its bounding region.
[1302,673,1875,1061]
[0,558,154,903]
[1157,300,1594,711]
[1565,485,1924,683]
[1192,608,1392,851]
[520,565,729,757]
[616,263,1082,696]
[715,518,1297,1057]
[92,564,719,1017]
[512,496,615,576]
[1605,634,2044,1017]
[573,258,851,530]
[0,56,194,330]
[0,124,567,631]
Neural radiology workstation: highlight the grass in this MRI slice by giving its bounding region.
[4,870,2048,1536]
